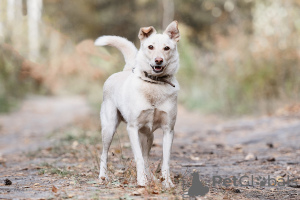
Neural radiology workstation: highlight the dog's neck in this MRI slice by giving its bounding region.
[143,71,175,87]
[133,68,175,87]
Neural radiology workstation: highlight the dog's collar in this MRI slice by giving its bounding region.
[143,71,175,87]
[132,68,175,87]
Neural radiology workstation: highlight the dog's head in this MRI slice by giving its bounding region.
[137,21,180,76]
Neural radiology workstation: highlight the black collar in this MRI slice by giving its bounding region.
[143,71,175,87]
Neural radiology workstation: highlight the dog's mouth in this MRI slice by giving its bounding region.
[151,65,165,73]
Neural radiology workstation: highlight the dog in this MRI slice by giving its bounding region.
[94,21,180,188]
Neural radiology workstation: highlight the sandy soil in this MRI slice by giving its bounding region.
[0,96,299,199]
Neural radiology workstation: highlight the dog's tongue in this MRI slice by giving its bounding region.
[155,66,162,70]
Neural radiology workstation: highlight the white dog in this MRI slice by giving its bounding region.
[95,21,180,188]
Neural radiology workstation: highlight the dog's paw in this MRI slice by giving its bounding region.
[162,178,175,189]
[98,175,109,184]
[137,174,148,187]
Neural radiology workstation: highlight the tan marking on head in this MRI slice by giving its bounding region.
[138,26,157,40]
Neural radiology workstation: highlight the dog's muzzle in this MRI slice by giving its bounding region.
[150,65,165,73]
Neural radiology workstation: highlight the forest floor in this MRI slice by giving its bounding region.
[0,96,299,199]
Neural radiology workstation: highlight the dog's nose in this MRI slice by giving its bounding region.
[155,57,163,65]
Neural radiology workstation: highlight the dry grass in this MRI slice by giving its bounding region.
[25,115,186,198]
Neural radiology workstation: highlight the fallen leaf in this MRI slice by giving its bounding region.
[152,190,159,194]
[114,148,121,154]
[131,188,146,196]
[52,185,58,193]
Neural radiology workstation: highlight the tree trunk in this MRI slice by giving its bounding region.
[27,0,43,61]
[162,0,174,29]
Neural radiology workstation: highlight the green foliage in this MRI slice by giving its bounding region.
[177,34,300,116]
[0,46,47,113]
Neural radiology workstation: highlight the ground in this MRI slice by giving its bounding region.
[0,96,299,199]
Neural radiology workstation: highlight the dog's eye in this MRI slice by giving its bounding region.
[148,45,154,50]
[164,46,170,51]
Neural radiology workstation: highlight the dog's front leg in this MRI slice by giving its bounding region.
[162,128,175,188]
[127,125,147,186]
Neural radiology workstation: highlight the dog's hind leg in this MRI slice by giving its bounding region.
[139,130,156,181]
[99,101,120,182]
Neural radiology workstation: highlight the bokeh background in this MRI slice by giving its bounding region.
[1,0,300,116]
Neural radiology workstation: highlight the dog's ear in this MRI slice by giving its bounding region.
[138,26,157,40]
[164,21,180,42]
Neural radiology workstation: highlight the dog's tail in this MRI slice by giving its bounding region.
[95,36,137,70]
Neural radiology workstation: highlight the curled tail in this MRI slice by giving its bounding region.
[95,36,137,70]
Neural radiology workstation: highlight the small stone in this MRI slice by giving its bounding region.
[232,188,241,193]
[266,143,274,148]
[190,155,200,161]
[174,174,182,179]
[68,194,75,198]
[123,142,131,148]
[71,141,78,149]
[245,153,257,161]
[242,179,249,186]
[292,170,298,175]
[4,179,12,185]
[267,157,276,162]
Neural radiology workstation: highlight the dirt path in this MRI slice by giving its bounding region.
[0,97,299,199]
[0,96,91,155]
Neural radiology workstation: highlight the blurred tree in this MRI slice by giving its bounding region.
[42,0,253,47]
[174,0,253,46]
[27,0,43,61]
[43,0,151,43]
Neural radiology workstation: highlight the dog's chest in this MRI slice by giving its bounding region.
[137,108,167,131]
[140,84,172,106]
